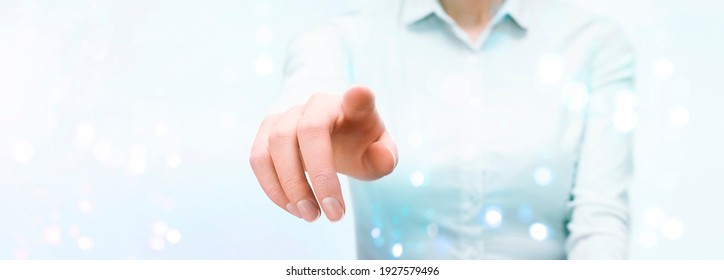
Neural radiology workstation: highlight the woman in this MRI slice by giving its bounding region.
[250,0,634,259]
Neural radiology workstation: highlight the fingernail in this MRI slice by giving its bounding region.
[321,197,345,222]
[286,203,302,219]
[297,200,320,222]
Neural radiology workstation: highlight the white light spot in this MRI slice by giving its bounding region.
[669,106,689,128]
[639,231,658,248]
[254,55,274,76]
[392,243,403,258]
[149,237,165,251]
[564,82,588,111]
[11,141,34,164]
[42,226,62,245]
[613,109,639,132]
[653,58,675,80]
[166,153,181,169]
[615,89,638,110]
[410,171,425,187]
[538,53,564,85]
[166,229,182,244]
[153,222,169,237]
[255,26,273,45]
[93,142,114,163]
[77,236,93,250]
[533,167,552,186]
[155,122,169,137]
[485,207,503,228]
[529,223,548,241]
[78,199,93,213]
[129,144,147,175]
[370,227,381,239]
[661,219,684,240]
[427,223,438,237]
[76,122,95,145]
[643,207,665,228]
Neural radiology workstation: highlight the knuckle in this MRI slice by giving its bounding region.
[311,172,335,188]
[268,129,297,145]
[297,119,327,136]
[262,184,286,200]
[279,175,308,190]
[248,151,269,170]
[308,92,329,103]
[288,105,305,116]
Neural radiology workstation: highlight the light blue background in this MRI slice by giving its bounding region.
[0,0,722,259]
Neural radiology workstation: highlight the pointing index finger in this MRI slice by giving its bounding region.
[297,93,345,222]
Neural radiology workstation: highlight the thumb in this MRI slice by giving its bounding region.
[363,131,398,179]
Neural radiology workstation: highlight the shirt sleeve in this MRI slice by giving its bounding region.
[565,20,636,260]
[268,20,352,114]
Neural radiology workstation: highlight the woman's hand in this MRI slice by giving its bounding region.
[250,86,398,222]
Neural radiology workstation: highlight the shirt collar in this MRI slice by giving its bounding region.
[401,0,442,25]
[402,0,529,30]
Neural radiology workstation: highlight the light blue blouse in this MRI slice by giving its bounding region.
[275,0,635,259]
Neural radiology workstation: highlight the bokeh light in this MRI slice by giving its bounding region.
[42,226,62,246]
[77,236,94,251]
[166,229,182,244]
[370,227,381,239]
[78,199,93,214]
[410,171,425,188]
[533,167,552,186]
[391,243,403,258]
[484,207,503,228]
[529,223,548,241]
[661,219,684,240]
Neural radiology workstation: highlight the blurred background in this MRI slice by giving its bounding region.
[0,0,723,259]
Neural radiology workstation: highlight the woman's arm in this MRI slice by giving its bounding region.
[565,20,636,259]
